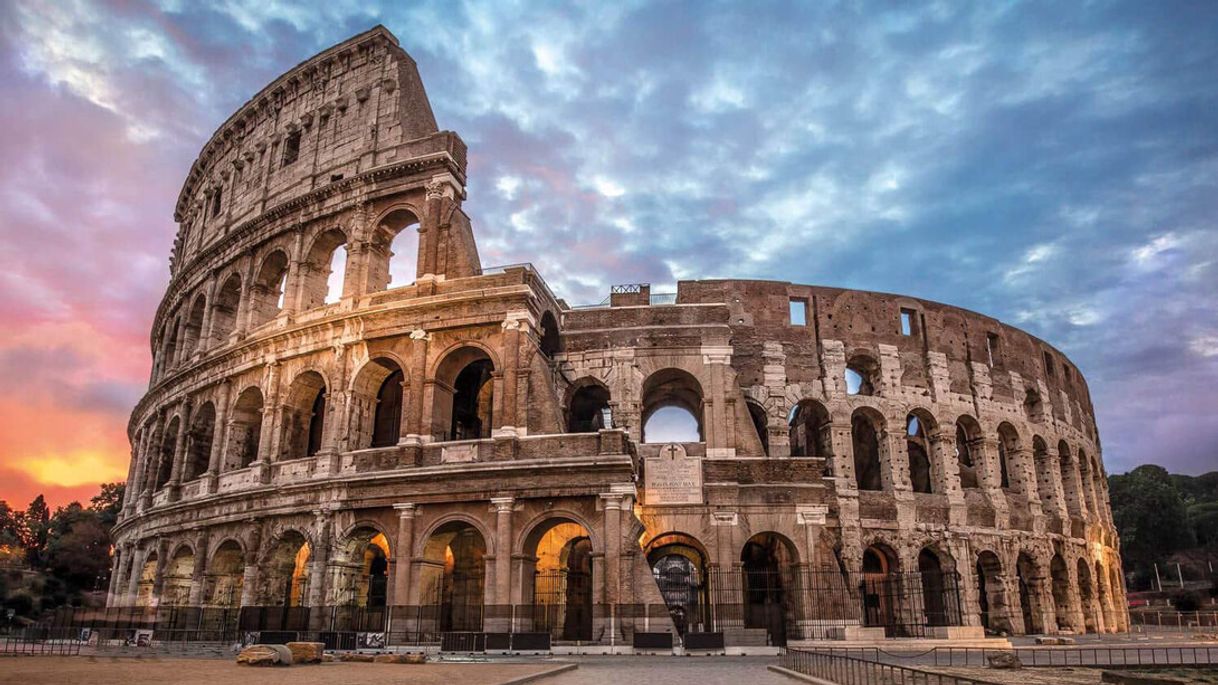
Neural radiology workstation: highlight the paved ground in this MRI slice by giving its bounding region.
[542,656,792,685]
[0,657,563,685]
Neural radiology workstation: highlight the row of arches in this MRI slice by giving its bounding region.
[154,210,422,381]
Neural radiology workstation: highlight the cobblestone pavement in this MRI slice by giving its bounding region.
[544,656,791,684]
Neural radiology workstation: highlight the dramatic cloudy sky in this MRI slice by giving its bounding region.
[1,0,1215,508]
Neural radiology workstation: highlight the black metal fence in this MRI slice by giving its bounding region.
[781,648,1002,685]
[805,645,1218,669]
[1,629,83,656]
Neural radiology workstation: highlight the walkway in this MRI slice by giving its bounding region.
[545,656,792,685]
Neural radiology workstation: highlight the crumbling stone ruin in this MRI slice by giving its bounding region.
[108,26,1127,645]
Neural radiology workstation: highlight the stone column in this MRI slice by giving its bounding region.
[188,531,210,605]
[307,510,332,608]
[404,329,429,442]
[601,493,623,606]
[168,398,193,501]
[240,525,262,607]
[492,497,514,606]
[150,538,170,607]
[392,504,416,606]
[106,547,124,606]
[140,409,167,510]
[205,381,230,493]
[496,313,529,437]
[703,345,735,458]
[125,544,147,606]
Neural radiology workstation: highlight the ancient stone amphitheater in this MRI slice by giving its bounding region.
[108,26,1127,647]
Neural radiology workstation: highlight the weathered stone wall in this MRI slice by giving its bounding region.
[110,26,1127,640]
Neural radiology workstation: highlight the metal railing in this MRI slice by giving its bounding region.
[782,648,1002,685]
[1130,610,1218,631]
[804,645,1218,669]
[1,629,84,656]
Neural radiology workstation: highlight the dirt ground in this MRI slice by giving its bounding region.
[0,657,564,685]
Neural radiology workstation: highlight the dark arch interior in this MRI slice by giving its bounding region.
[852,412,883,491]
[372,369,404,448]
[568,383,611,433]
[789,400,830,458]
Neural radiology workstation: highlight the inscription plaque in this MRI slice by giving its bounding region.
[644,443,703,505]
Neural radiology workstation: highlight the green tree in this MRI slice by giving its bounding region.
[89,483,125,529]
[45,512,110,593]
[23,495,50,568]
[0,501,24,549]
[1109,465,1196,575]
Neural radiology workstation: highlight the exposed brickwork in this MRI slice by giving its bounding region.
[109,26,1127,642]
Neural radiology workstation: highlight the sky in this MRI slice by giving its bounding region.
[1,0,1216,509]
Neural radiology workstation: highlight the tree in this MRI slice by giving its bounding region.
[0,501,24,549]
[1109,465,1196,575]
[89,483,125,530]
[23,495,50,568]
[46,512,110,593]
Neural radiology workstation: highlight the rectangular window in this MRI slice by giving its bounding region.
[210,188,222,218]
[900,308,915,336]
[789,298,808,326]
[1043,350,1055,376]
[282,131,301,167]
[986,333,999,366]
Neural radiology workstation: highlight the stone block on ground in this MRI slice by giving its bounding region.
[285,641,324,664]
[236,644,293,667]
[338,652,375,662]
[986,651,1022,669]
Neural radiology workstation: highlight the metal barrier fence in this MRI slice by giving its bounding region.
[1,629,84,656]
[781,648,1002,685]
[802,645,1218,669]
[1130,611,1218,631]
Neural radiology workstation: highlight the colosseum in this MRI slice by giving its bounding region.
[107,26,1127,649]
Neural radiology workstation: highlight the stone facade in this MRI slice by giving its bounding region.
[109,26,1127,642]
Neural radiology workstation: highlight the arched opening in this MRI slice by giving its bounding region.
[1059,440,1082,517]
[539,311,561,358]
[741,532,797,646]
[524,519,593,641]
[1033,436,1059,512]
[161,317,181,372]
[183,294,206,355]
[1050,553,1073,632]
[249,250,289,328]
[996,423,1016,490]
[206,541,245,607]
[1078,448,1097,514]
[299,228,348,309]
[136,552,158,607]
[955,416,982,489]
[369,208,420,291]
[567,381,611,433]
[641,368,704,443]
[280,372,327,460]
[162,546,194,606]
[845,354,879,396]
[155,417,180,490]
[975,551,1011,634]
[788,400,831,458]
[331,527,390,608]
[432,347,495,442]
[263,531,311,607]
[420,521,486,632]
[225,387,264,470]
[1024,388,1044,423]
[647,533,710,636]
[746,399,770,456]
[851,408,884,491]
[349,357,405,449]
[184,402,215,481]
[1016,552,1044,634]
[861,543,898,633]
[209,273,242,345]
[905,411,935,494]
[1076,558,1096,633]
[917,547,957,627]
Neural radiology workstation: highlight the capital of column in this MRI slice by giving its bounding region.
[490,497,515,513]
[393,502,417,517]
[501,310,535,331]
[701,344,733,365]
[409,328,430,341]
[796,504,829,526]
